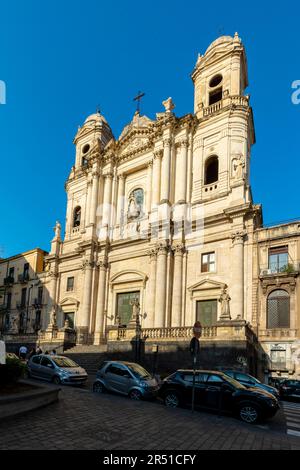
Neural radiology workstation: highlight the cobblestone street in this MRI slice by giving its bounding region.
[1,381,300,450]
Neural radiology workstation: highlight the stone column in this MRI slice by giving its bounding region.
[152,150,162,209]
[186,136,193,203]
[46,270,58,329]
[154,242,168,327]
[94,259,108,345]
[231,231,245,319]
[147,162,153,213]
[89,165,100,226]
[176,139,188,203]
[160,138,172,203]
[85,176,93,226]
[171,243,185,326]
[147,247,158,327]
[102,172,113,227]
[77,259,94,343]
[116,174,125,226]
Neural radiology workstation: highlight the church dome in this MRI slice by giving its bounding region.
[204,33,240,56]
[84,111,108,126]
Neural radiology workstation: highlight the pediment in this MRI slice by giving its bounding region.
[110,270,148,286]
[188,278,227,292]
[59,297,80,307]
[119,135,150,156]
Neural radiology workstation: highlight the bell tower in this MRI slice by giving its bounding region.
[64,111,114,242]
[190,33,255,207]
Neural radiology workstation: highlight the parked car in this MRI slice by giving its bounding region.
[278,379,300,401]
[222,370,279,399]
[93,361,160,400]
[158,369,279,424]
[27,354,88,385]
[268,377,287,390]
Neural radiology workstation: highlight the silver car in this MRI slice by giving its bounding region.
[28,354,88,385]
[93,361,160,400]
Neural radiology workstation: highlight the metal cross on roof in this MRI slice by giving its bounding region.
[133,91,145,114]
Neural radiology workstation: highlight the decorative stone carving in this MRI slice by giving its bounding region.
[162,97,175,113]
[231,230,246,244]
[219,287,231,320]
[81,259,95,271]
[54,221,61,239]
[172,242,186,255]
[232,154,245,179]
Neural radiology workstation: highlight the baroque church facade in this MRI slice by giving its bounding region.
[1,34,299,379]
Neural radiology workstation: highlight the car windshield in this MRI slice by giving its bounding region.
[52,357,79,368]
[223,375,247,390]
[127,364,151,379]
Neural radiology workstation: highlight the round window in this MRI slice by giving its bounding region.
[209,74,223,88]
[82,144,90,154]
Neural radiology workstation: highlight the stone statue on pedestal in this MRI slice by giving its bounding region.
[219,287,231,320]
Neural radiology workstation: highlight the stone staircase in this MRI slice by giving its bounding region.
[64,344,109,375]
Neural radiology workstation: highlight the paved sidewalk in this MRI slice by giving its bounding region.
[1,384,300,450]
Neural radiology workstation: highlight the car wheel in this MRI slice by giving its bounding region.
[164,391,180,408]
[238,403,260,424]
[52,375,61,385]
[93,382,105,394]
[129,389,142,400]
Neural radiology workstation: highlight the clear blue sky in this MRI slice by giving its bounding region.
[0,1,299,258]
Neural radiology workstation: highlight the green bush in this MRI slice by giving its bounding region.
[0,357,27,386]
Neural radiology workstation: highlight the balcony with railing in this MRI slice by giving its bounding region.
[18,273,30,283]
[202,94,249,118]
[260,262,300,278]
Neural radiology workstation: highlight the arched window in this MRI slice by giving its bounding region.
[127,188,144,221]
[267,290,290,329]
[73,206,81,227]
[209,74,223,105]
[205,156,219,185]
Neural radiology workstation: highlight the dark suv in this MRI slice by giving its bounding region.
[279,379,300,401]
[158,369,279,424]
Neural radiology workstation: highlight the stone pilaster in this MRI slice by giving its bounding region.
[147,162,153,213]
[89,165,100,226]
[101,172,113,232]
[147,247,158,327]
[94,259,108,345]
[160,138,172,203]
[116,174,125,226]
[231,231,246,319]
[152,150,162,208]
[176,139,188,203]
[77,259,94,343]
[85,176,93,226]
[154,241,169,327]
[171,243,185,326]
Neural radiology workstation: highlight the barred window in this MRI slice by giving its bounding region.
[267,289,290,329]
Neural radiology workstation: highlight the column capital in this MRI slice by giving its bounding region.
[147,160,153,168]
[153,149,163,159]
[155,241,169,254]
[163,138,172,148]
[147,246,158,259]
[103,171,114,179]
[81,259,95,271]
[96,258,108,270]
[117,173,125,180]
[231,230,246,244]
[177,138,189,148]
[172,242,186,255]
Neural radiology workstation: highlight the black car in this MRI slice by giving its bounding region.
[158,369,279,424]
[279,379,300,401]
[222,370,279,399]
